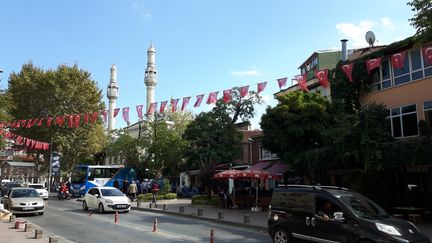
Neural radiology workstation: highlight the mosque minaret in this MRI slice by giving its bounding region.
[107,64,119,131]
[144,43,157,111]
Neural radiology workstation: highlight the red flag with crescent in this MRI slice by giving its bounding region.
[136,105,143,120]
[314,69,330,88]
[257,82,267,93]
[160,101,168,113]
[147,102,157,115]
[366,57,381,74]
[122,107,130,124]
[295,73,309,92]
[277,77,287,89]
[391,52,406,69]
[113,108,120,118]
[207,92,218,104]
[181,97,191,111]
[423,45,432,65]
[55,116,65,127]
[240,86,249,98]
[171,99,179,112]
[194,94,204,107]
[223,89,232,103]
[83,113,89,124]
[101,110,108,122]
[341,63,354,82]
[74,115,81,128]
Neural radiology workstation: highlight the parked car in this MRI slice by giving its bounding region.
[2,188,44,215]
[27,184,49,200]
[82,186,130,213]
[1,182,22,196]
[268,185,431,243]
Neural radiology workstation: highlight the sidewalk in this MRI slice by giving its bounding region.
[131,198,267,232]
[0,218,49,243]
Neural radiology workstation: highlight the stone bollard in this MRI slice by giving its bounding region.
[49,237,58,243]
[15,220,25,229]
[179,206,185,213]
[218,212,224,220]
[9,215,16,223]
[244,214,251,224]
[137,200,141,207]
[163,204,168,210]
[35,229,43,239]
[197,208,203,216]
[25,223,32,232]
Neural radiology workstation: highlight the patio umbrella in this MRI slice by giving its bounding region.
[214,170,240,179]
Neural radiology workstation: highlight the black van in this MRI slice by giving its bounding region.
[268,185,431,243]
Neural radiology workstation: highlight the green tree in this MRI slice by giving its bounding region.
[7,62,108,170]
[0,90,14,149]
[407,0,432,35]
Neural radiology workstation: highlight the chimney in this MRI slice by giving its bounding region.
[341,39,348,61]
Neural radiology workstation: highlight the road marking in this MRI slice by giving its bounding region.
[45,204,201,242]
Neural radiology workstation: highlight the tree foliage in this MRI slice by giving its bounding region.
[407,0,432,35]
[7,62,108,170]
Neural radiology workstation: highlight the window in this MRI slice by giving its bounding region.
[369,58,391,91]
[388,104,418,138]
[424,101,432,128]
[423,46,432,77]
[410,49,424,81]
[393,53,411,85]
[259,145,279,160]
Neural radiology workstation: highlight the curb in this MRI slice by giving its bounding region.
[131,206,268,232]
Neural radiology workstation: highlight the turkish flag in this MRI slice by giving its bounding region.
[392,52,406,69]
[171,99,179,112]
[341,63,354,82]
[91,112,98,123]
[74,115,80,128]
[25,119,33,128]
[207,92,218,104]
[113,108,120,118]
[147,102,157,115]
[47,117,53,127]
[68,115,74,128]
[160,101,168,113]
[295,73,309,92]
[26,139,31,147]
[366,57,381,74]
[314,69,330,88]
[257,82,267,93]
[122,107,130,124]
[239,86,249,98]
[223,89,232,103]
[83,113,89,124]
[194,94,204,107]
[136,105,144,120]
[101,110,108,122]
[181,97,191,111]
[56,116,65,126]
[277,77,287,89]
[423,45,432,65]
[37,118,44,126]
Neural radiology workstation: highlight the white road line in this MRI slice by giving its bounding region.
[45,204,201,241]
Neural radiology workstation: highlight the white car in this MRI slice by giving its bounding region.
[27,184,49,200]
[82,186,130,213]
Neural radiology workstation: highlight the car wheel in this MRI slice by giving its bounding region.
[273,228,290,243]
[98,203,105,214]
[82,201,88,211]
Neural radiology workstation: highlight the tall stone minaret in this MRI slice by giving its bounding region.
[144,43,157,111]
[107,64,119,131]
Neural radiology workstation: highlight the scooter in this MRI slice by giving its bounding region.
[58,187,71,200]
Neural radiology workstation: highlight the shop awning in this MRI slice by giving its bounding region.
[265,162,288,175]
[245,161,272,171]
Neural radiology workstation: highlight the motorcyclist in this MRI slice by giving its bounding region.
[58,182,70,199]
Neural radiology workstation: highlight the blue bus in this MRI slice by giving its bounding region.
[70,165,137,197]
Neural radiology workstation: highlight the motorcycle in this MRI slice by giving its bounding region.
[58,186,71,200]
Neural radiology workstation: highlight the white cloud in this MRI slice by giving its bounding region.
[132,2,152,18]
[260,94,272,102]
[230,66,260,76]
[336,20,375,47]
[381,17,394,30]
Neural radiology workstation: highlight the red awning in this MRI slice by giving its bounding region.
[246,161,272,171]
[265,162,289,175]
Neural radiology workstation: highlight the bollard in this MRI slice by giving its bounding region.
[197,208,203,217]
[163,204,168,210]
[9,215,16,223]
[114,212,119,223]
[35,229,43,239]
[15,220,25,229]
[244,214,251,224]
[179,206,185,213]
[218,212,224,220]
[49,237,58,243]
[25,223,32,232]
[137,200,141,207]
[210,229,215,243]
[152,217,158,232]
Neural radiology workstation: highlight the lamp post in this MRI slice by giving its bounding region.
[248,138,253,166]
[41,109,54,192]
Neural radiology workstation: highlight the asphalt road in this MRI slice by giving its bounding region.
[18,199,272,243]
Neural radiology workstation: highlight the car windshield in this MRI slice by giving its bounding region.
[11,189,40,198]
[338,193,388,219]
[28,185,44,189]
[101,188,124,197]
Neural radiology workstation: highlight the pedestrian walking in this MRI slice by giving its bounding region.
[151,181,159,206]
[113,179,119,189]
[128,181,138,201]
[122,179,129,194]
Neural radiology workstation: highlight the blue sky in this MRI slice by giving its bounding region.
[0,0,416,129]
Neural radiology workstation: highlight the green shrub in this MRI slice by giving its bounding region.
[137,193,177,201]
[191,195,219,206]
